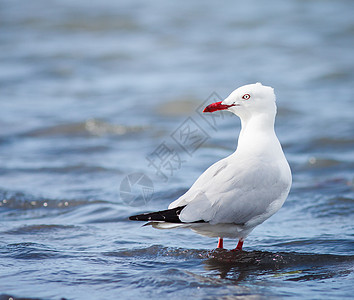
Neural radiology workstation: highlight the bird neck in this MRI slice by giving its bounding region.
[240,112,276,134]
[236,112,280,156]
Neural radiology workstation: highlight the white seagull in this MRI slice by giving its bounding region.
[129,83,292,251]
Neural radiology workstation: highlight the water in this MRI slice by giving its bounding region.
[1,0,354,299]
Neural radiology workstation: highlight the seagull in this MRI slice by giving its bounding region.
[129,83,292,251]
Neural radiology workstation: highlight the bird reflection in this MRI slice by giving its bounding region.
[202,249,285,280]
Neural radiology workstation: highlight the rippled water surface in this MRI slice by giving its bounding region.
[1,0,354,299]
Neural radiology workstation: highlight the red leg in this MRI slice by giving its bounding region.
[217,238,223,249]
[232,239,243,251]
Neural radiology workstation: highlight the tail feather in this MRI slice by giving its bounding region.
[147,221,191,229]
[129,206,186,223]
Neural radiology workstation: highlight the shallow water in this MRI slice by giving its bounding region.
[0,0,354,299]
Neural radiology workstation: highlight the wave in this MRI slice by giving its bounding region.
[104,244,354,266]
[21,119,146,138]
[104,245,354,281]
[0,189,107,210]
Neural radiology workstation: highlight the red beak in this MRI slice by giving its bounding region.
[203,101,235,113]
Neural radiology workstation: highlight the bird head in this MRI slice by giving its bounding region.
[203,83,276,119]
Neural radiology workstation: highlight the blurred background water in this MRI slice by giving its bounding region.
[0,0,354,299]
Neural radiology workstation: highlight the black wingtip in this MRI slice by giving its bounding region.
[129,205,206,225]
[129,215,143,221]
[128,206,187,223]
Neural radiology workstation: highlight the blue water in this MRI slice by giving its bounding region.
[1,0,353,299]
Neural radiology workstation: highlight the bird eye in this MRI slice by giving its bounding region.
[242,94,250,100]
